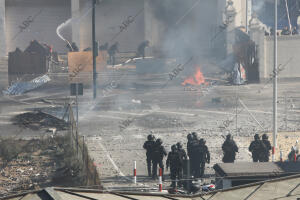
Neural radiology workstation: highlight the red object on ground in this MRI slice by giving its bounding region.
[159,168,162,192]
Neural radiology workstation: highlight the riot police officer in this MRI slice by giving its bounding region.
[190,133,200,177]
[108,42,119,66]
[187,134,193,159]
[136,40,149,59]
[222,134,239,163]
[261,134,271,162]
[166,145,182,188]
[152,138,167,179]
[143,134,156,177]
[176,142,187,161]
[197,139,210,178]
[249,134,265,162]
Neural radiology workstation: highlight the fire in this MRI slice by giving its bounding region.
[182,67,207,86]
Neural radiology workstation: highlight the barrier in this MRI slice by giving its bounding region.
[159,168,162,192]
[133,161,137,184]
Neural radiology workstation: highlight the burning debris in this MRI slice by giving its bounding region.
[182,67,208,86]
[11,111,68,131]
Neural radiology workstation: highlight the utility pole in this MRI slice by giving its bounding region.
[92,0,97,99]
[272,0,278,162]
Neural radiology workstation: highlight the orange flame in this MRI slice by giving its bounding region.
[182,67,207,86]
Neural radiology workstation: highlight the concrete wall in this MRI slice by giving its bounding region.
[251,24,300,80]
[5,0,71,53]
[77,0,144,52]
[264,35,300,79]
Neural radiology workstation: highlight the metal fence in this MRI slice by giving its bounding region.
[67,104,101,187]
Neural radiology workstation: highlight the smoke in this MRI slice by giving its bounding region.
[149,0,220,64]
[252,1,265,13]
[56,4,93,45]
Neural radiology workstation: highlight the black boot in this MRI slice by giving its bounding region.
[147,164,151,177]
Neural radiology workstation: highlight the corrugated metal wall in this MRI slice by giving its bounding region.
[5,0,71,53]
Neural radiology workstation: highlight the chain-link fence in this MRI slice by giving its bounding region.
[67,104,101,187]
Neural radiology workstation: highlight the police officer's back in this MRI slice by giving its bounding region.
[197,139,210,178]
[222,134,238,163]
[177,142,187,161]
[249,134,264,162]
[152,138,167,179]
[187,134,193,159]
[166,145,181,188]
[143,134,155,176]
[261,134,271,162]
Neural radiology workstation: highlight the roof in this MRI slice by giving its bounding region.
[201,174,300,200]
[213,162,300,178]
[4,175,300,200]
[1,188,196,200]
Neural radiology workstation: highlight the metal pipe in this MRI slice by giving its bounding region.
[92,0,97,99]
[273,0,278,162]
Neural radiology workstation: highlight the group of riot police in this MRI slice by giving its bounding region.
[143,132,272,189]
[143,132,210,188]
[248,133,272,162]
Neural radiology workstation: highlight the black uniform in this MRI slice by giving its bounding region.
[108,42,119,66]
[288,147,298,162]
[143,136,155,177]
[166,146,182,188]
[261,135,272,162]
[152,139,167,179]
[187,134,193,159]
[222,135,238,163]
[189,138,199,177]
[136,41,149,58]
[195,139,210,178]
[249,134,264,162]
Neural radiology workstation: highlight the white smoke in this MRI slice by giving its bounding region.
[56,5,93,47]
[252,1,265,13]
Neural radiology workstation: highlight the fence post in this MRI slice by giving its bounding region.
[159,168,162,192]
[133,161,137,184]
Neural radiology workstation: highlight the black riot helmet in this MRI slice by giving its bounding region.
[187,133,193,141]
[147,134,152,141]
[262,134,268,140]
[254,134,260,140]
[192,132,198,140]
[199,138,206,145]
[226,134,232,140]
[156,138,163,145]
[176,142,183,149]
[171,145,177,152]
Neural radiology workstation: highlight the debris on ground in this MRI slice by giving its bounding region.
[11,111,68,131]
[0,137,83,197]
[3,75,50,95]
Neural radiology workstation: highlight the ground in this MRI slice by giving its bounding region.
[0,57,300,191]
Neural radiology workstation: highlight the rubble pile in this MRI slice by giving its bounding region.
[0,138,82,197]
[11,111,68,131]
